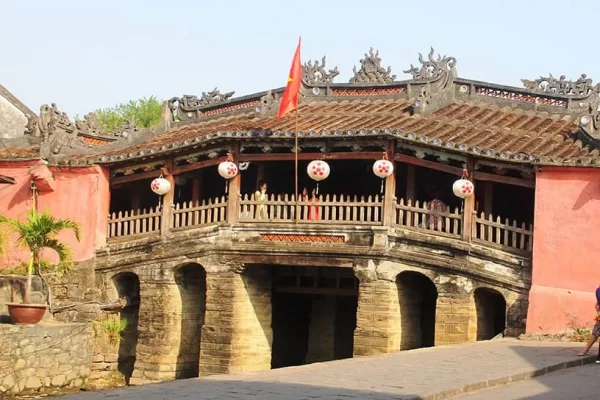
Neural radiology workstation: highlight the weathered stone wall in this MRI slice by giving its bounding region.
[0,323,91,397]
[0,93,27,139]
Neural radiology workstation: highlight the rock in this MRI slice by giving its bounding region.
[1,374,15,390]
[13,359,26,370]
[25,376,42,389]
[51,375,66,387]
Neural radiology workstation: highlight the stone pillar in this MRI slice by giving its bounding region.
[131,281,181,384]
[353,279,401,356]
[435,292,476,346]
[200,266,272,375]
[306,295,336,363]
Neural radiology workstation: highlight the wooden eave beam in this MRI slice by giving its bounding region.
[0,174,15,184]
[394,154,464,176]
[472,170,534,188]
[239,152,384,162]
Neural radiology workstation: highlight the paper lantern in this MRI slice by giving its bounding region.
[150,176,171,195]
[452,178,474,198]
[307,160,330,182]
[373,159,394,178]
[218,160,238,179]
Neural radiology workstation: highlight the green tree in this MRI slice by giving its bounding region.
[95,96,163,132]
[0,210,80,304]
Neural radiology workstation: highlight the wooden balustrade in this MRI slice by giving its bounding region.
[107,207,161,239]
[239,193,382,225]
[472,212,533,252]
[106,193,534,255]
[392,198,462,238]
[172,196,228,230]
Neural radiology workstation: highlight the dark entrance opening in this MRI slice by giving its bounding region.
[175,263,207,378]
[270,266,358,369]
[112,272,140,384]
[474,288,507,340]
[397,271,438,350]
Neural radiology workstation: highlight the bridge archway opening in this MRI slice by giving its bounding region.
[174,263,207,378]
[270,266,358,369]
[397,271,438,350]
[474,288,506,340]
[112,272,140,384]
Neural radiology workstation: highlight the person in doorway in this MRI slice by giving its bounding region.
[577,285,600,361]
[426,189,448,230]
[307,187,319,221]
[254,181,268,219]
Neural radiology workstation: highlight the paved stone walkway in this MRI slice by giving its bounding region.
[61,339,595,400]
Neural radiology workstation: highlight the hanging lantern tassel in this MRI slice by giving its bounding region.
[316,182,320,195]
[372,152,394,194]
[218,152,239,194]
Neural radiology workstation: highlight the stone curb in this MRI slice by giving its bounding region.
[417,355,596,400]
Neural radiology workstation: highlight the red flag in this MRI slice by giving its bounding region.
[277,37,302,119]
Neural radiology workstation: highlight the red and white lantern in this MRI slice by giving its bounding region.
[452,170,474,199]
[307,160,330,194]
[373,153,394,193]
[218,160,238,179]
[217,153,238,193]
[151,175,171,196]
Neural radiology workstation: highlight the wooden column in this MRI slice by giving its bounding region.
[130,192,140,212]
[483,181,494,215]
[406,164,416,200]
[191,176,202,205]
[256,163,265,188]
[160,160,175,236]
[227,143,241,225]
[382,141,396,226]
[462,159,475,243]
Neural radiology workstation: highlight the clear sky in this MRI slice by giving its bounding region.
[1,0,598,117]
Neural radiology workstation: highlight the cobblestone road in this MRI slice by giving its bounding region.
[60,339,592,400]
[457,363,600,400]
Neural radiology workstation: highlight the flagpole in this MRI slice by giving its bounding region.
[294,108,299,224]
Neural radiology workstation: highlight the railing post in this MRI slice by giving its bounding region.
[382,141,396,227]
[462,158,475,242]
[160,160,175,236]
[227,143,241,225]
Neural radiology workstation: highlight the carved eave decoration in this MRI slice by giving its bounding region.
[404,47,457,116]
[168,88,235,122]
[350,48,396,84]
[75,112,136,141]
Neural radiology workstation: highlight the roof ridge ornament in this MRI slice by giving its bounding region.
[302,56,340,86]
[404,47,457,82]
[521,74,600,97]
[256,90,280,117]
[75,112,136,138]
[349,48,396,84]
[36,103,92,158]
[167,88,235,121]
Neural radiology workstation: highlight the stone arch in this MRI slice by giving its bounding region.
[396,271,438,350]
[111,272,140,383]
[474,287,507,340]
[173,262,207,378]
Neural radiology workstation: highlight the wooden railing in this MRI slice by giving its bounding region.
[106,193,533,255]
[472,212,533,253]
[172,196,227,230]
[392,198,462,238]
[107,207,161,239]
[239,194,382,225]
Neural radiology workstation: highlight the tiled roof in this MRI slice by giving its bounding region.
[0,146,39,160]
[92,98,586,165]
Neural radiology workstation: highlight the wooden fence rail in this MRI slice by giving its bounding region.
[172,196,227,230]
[106,193,534,254]
[473,212,533,252]
[392,198,462,238]
[239,193,383,225]
[107,207,161,239]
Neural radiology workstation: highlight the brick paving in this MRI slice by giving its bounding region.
[60,339,594,400]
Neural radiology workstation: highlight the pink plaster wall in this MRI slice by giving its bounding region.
[527,167,600,333]
[0,160,110,269]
